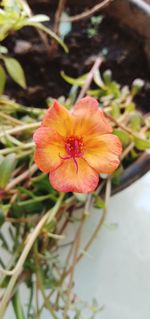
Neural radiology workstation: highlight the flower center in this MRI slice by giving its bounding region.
[65,136,84,158]
[59,136,84,173]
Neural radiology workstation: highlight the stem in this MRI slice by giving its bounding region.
[66,178,111,276]
[34,243,59,319]
[5,164,37,191]
[76,56,104,102]
[49,0,67,56]
[0,193,65,318]
[0,122,40,139]
[104,112,136,136]
[63,213,85,319]
[64,0,114,22]
[12,290,26,319]
[0,142,35,155]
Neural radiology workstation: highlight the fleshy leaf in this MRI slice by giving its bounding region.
[0,65,6,95]
[0,153,16,188]
[94,194,105,209]
[113,129,130,146]
[134,136,150,150]
[4,57,26,88]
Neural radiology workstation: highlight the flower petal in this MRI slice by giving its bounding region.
[33,127,66,173]
[84,134,122,174]
[42,100,73,136]
[49,158,99,193]
[73,96,112,137]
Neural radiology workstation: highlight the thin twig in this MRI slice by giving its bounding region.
[63,213,85,319]
[0,122,40,139]
[66,178,111,276]
[0,141,35,155]
[63,0,114,22]
[104,112,134,135]
[53,0,67,34]
[5,164,38,191]
[49,0,67,56]
[76,56,104,102]
[120,142,135,160]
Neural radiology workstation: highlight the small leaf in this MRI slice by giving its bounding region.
[113,129,130,146]
[28,14,50,23]
[131,78,144,96]
[59,12,72,39]
[0,153,16,188]
[91,15,103,25]
[111,103,120,118]
[134,136,150,151]
[74,193,87,202]
[126,102,135,112]
[4,57,26,88]
[103,69,112,84]
[0,45,8,54]
[107,81,120,98]
[0,65,6,95]
[94,195,105,209]
[93,69,104,87]
[112,166,124,185]
[129,112,143,131]
[61,71,87,86]
[26,22,68,53]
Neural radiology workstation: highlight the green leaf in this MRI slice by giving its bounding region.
[61,70,87,86]
[103,69,112,84]
[129,112,143,131]
[87,89,101,97]
[111,103,120,118]
[74,193,87,202]
[94,195,105,209]
[91,15,103,25]
[131,78,144,96]
[59,12,72,39]
[93,69,104,87]
[113,129,130,146]
[134,136,150,150]
[126,102,135,112]
[4,57,26,88]
[0,65,6,95]
[0,153,16,188]
[27,14,50,23]
[26,22,68,53]
[112,166,124,185]
[0,45,8,54]
[107,81,120,98]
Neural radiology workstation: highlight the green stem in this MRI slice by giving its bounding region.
[34,243,59,319]
[12,290,26,319]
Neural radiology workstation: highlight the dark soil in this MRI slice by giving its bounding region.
[3,2,150,112]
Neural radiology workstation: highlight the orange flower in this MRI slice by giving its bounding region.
[33,96,122,193]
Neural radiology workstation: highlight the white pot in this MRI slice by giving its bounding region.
[2,172,150,319]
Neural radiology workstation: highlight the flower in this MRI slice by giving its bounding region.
[33,96,122,193]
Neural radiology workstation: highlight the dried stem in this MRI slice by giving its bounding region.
[76,56,104,102]
[49,0,67,55]
[66,178,111,276]
[104,112,134,136]
[64,0,114,22]
[63,213,86,319]
[5,164,38,191]
[0,122,40,139]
